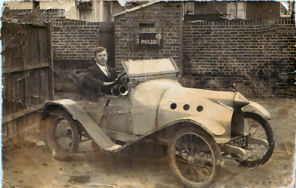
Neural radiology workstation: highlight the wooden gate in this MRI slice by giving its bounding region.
[2,22,53,141]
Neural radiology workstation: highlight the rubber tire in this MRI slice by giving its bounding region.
[235,112,274,167]
[46,110,79,161]
[168,127,221,188]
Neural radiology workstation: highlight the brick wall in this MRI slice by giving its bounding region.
[115,2,182,69]
[115,2,295,97]
[52,19,102,61]
[182,19,296,97]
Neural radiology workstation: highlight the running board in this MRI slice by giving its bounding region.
[44,99,123,152]
[105,144,122,152]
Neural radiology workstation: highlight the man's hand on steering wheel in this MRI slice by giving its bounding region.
[117,72,126,79]
[103,81,115,86]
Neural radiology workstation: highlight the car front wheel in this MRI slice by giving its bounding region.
[168,126,221,188]
[232,112,274,167]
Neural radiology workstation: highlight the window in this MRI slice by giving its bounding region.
[184,2,194,14]
[76,0,93,10]
[280,1,292,17]
[227,2,246,19]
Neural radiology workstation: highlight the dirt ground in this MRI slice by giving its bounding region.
[2,98,296,188]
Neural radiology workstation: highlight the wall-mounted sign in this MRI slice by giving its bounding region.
[138,23,162,49]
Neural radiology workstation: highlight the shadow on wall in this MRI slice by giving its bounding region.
[180,57,295,98]
[54,60,94,94]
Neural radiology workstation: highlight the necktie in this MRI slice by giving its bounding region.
[106,68,110,78]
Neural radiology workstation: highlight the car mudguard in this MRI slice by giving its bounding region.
[164,116,226,136]
[244,101,271,120]
[43,99,121,152]
[183,116,225,136]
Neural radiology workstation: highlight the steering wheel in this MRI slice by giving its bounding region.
[116,72,127,82]
[102,72,126,86]
[111,71,129,96]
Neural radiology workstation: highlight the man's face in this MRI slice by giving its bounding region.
[96,50,108,66]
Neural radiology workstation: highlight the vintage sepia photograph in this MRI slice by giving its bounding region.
[1,0,296,187]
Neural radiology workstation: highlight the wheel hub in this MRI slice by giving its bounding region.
[187,156,195,165]
[55,119,74,151]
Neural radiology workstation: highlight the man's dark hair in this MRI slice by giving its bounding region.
[94,47,106,56]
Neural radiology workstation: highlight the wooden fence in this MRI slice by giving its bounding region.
[2,22,54,141]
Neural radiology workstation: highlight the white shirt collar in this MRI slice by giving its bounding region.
[96,63,109,77]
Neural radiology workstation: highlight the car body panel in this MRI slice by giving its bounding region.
[131,79,180,134]
[100,96,133,134]
[157,81,233,138]
[131,78,233,138]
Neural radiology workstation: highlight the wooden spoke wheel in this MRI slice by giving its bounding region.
[168,127,221,188]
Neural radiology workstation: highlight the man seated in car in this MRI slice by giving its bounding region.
[77,47,118,101]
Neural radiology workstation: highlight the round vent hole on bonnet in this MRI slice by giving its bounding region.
[183,104,190,110]
[170,103,177,109]
[196,105,203,112]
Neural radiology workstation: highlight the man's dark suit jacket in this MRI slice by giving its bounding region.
[77,63,118,100]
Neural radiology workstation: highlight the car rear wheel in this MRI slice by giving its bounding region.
[168,127,221,188]
[46,110,79,161]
